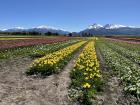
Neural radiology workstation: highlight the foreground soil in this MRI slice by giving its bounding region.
[0,54,79,105]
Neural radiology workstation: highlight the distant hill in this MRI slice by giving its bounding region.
[1,25,69,35]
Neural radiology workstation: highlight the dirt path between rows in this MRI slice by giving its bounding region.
[95,47,138,105]
[0,51,80,105]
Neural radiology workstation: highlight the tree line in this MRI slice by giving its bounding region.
[0,31,95,37]
[0,31,60,36]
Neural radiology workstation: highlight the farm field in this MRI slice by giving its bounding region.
[106,37,140,44]
[0,36,140,105]
[0,36,71,50]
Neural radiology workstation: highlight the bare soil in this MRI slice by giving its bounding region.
[94,47,139,105]
[0,52,79,105]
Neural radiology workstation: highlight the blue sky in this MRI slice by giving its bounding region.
[0,0,139,32]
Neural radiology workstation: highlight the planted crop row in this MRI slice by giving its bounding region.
[69,41,102,104]
[29,40,81,58]
[97,40,140,97]
[0,37,69,50]
[106,38,140,45]
[0,40,80,59]
[114,42,140,53]
[27,41,86,76]
[103,41,140,64]
[105,38,140,53]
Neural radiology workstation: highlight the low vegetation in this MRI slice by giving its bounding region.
[27,41,86,76]
[97,39,140,98]
[0,36,140,104]
[0,40,80,59]
[69,41,102,104]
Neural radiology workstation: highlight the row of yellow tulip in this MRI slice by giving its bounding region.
[27,41,86,76]
[69,41,102,104]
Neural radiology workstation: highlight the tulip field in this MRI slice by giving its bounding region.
[0,36,140,105]
[27,41,86,75]
[0,36,70,50]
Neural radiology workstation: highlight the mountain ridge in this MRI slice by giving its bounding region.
[0,25,69,35]
[1,23,140,36]
[79,23,140,36]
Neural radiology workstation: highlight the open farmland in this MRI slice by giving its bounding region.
[0,36,140,105]
[0,36,71,50]
[106,37,140,44]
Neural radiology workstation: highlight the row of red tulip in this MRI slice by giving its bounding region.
[0,37,70,50]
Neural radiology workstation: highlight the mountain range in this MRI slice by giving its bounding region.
[0,25,69,35]
[79,23,140,36]
[1,24,140,36]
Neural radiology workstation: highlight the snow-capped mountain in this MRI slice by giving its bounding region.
[30,25,69,34]
[1,29,8,31]
[37,25,49,29]
[80,23,140,36]
[88,23,103,29]
[4,27,25,32]
[1,23,140,36]
[0,27,8,31]
[2,25,69,35]
[104,24,127,29]
[88,23,128,29]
